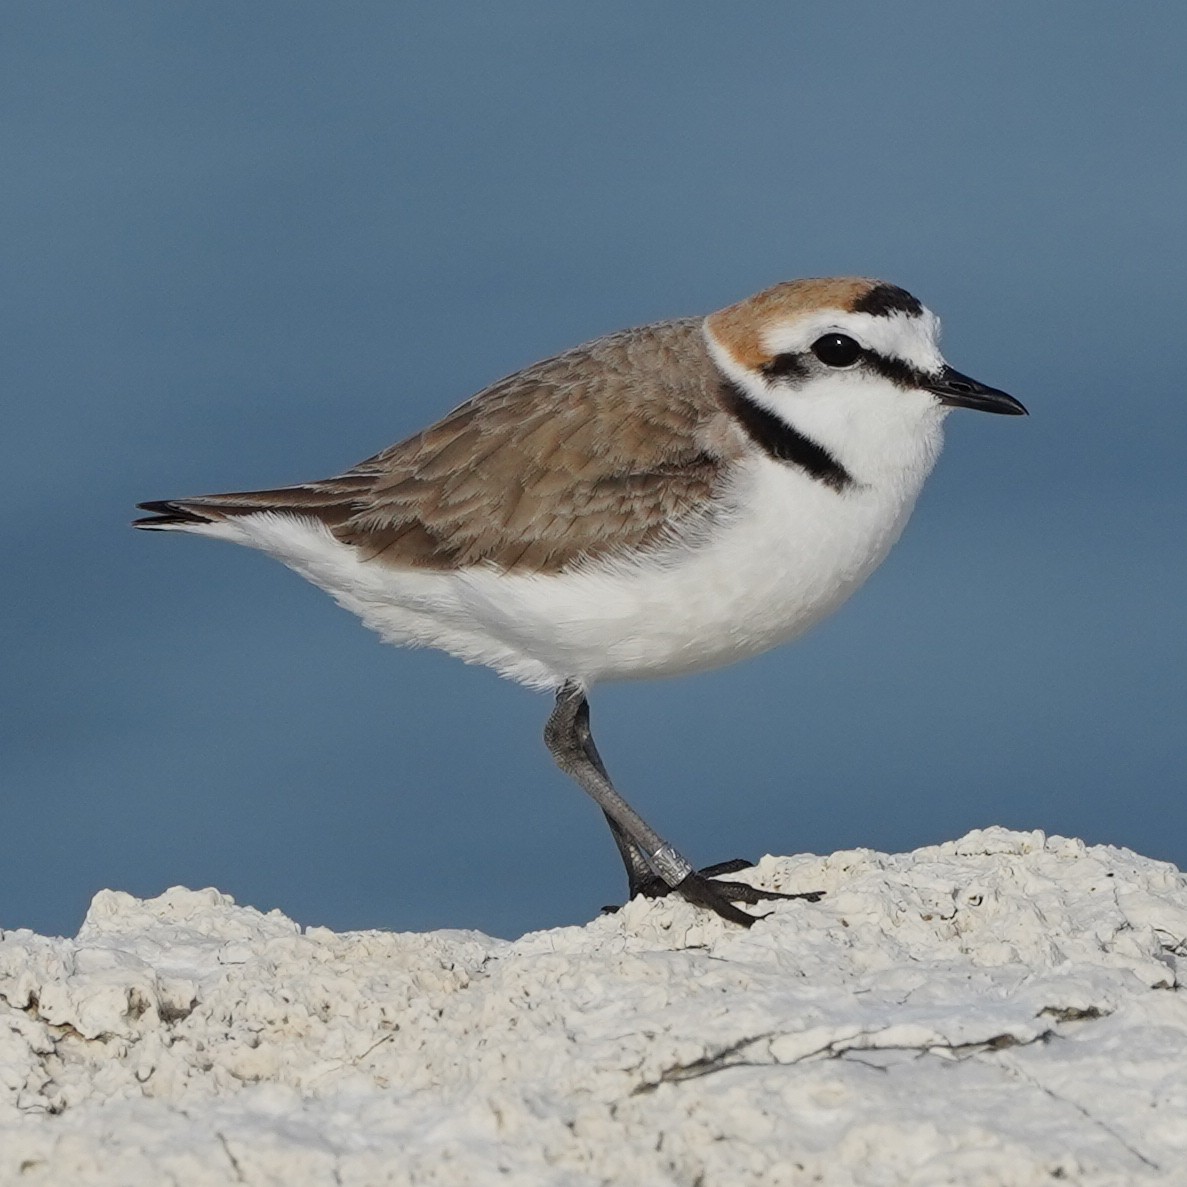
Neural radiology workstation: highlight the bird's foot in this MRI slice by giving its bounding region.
[628,858,825,929]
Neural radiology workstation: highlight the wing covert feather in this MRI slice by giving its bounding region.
[330,318,733,572]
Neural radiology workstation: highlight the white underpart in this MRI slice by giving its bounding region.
[176,314,948,691]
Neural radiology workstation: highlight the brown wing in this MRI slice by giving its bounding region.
[136,318,739,574]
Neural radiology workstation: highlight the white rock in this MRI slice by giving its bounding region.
[1,828,1185,1185]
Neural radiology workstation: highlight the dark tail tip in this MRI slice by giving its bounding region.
[132,500,214,529]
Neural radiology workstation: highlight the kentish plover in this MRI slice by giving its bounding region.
[136,278,1026,926]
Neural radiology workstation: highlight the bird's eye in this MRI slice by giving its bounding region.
[811,334,862,368]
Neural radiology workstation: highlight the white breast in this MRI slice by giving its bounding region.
[216,428,942,691]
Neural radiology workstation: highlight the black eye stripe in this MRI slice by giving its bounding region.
[860,351,930,389]
[760,352,810,381]
[761,347,931,390]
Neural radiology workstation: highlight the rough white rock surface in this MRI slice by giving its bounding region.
[2,828,1186,1185]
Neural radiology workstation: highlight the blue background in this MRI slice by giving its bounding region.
[3,3,1184,939]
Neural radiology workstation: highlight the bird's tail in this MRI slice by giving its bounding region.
[132,478,373,531]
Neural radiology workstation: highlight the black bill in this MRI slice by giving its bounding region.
[926,366,1027,415]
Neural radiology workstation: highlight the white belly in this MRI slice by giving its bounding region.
[215,452,935,690]
[453,456,928,685]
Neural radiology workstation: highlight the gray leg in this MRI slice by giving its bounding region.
[593,776,747,898]
[565,693,668,896]
[543,682,821,927]
[601,812,656,899]
[543,682,691,886]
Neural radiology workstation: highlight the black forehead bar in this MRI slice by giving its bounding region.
[852,284,923,318]
[718,379,853,491]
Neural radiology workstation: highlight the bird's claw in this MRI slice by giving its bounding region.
[621,858,825,928]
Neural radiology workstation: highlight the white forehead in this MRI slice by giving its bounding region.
[761,308,945,374]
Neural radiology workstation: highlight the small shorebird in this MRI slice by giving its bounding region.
[136,277,1026,925]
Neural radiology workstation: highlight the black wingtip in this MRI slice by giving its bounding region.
[132,500,213,529]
